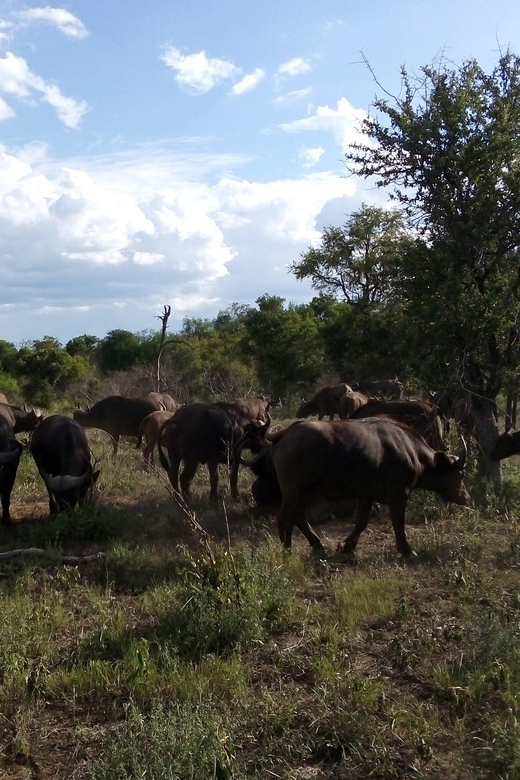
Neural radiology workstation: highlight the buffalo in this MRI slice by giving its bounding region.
[146,392,179,412]
[74,395,166,456]
[0,402,43,433]
[232,395,271,422]
[296,383,352,420]
[158,402,264,503]
[139,410,177,471]
[259,417,469,557]
[339,390,370,419]
[0,415,23,526]
[490,429,520,461]
[351,378,404,400]
[351,399,445,450]
[31,415,99,514]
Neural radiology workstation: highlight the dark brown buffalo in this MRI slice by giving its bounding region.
[0,403,43,433]
[73,395,165,456]
[158,402,263,502]
[296,383,352,420]
[265,418,469,557]
[490,430,520,460]
[0,415,23,526]
[351,399,445,450]
[31,415,99,514]
[339,390,370,419]
[232,395,271,422]
[351,378,404,400]
[147,392,179,412]
[139,410,177,470]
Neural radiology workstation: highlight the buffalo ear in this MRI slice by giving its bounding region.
[92,470,101,483]
[434,451,456,470]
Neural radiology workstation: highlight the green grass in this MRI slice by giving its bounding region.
[3,429,520,778]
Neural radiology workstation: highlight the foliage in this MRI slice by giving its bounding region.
[346,53,520,401]
[293,204,412,305]
[16,336,88,405]
[97,329,147,374]
[241,294,325,400]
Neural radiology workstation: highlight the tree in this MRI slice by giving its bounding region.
[17,337,88,405]
[346,53,520,477]
[241,295,325,402]
[292,205,411,305]
[65,335,100,362]
[97,330,144,374]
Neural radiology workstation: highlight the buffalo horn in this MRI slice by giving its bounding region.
[39,469,92,493]
[456,436,468,470]
[239,443,271,467]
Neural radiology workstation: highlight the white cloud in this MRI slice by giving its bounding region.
[0,95,15,120]
[277,57,312,78]
[279,96,368,152]
[274,87,312,106]
[299,146,325,168]
[231,68,265,96]
[0,52,87,127]
[161,47,239,94]
[17,8,89,39]
[133,251,165,265]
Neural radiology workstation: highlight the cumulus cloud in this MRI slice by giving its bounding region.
[0,139,367,342]
[161,46,239,94]
[299,146,325,168]
[279,96,368,152]
[230,68,265,96]
[0,52,87,127]
[277,57,312,78]
[17,7,89,39]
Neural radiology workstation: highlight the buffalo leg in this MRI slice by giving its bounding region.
[142,441,154,471]
[207,459,219,503]
[277,499,325,553]
[180,458,198,502]
[388,496,413,556]
[165,450,182,498]
[1,465,18,526]
[48,490,60,515]
[342,499,373,553]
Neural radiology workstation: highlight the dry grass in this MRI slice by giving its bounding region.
[1,425,520,778]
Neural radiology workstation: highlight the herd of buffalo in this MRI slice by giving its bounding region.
[0,380,519,557]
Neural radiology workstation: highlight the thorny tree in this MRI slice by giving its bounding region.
[347,53,520,478]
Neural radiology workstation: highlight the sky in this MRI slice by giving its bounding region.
[0,0,519,345]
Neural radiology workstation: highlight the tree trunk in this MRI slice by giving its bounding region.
[471,395,501,482]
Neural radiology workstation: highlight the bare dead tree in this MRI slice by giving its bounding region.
[155,304,191,392]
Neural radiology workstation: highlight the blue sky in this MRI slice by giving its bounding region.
[0,0,519,344]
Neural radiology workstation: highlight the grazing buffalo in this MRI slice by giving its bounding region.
[73,395,165,456]
[339,390,370,419]
[146,392,179,412]
[264,418,469,557]
[0,403,43,433]
[139,410,177,471]
[351,378,404,400]
[0,416,23,526]
[31,415,99,514]
[351,399,445,450]
[232,395,271,422]
[490,430,520,461]
[296,383,352,420]
[158,402,263,502]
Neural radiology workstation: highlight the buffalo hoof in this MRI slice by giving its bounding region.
[402,549,418,563]
[311,544,328,561]
[1,517,12,527]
